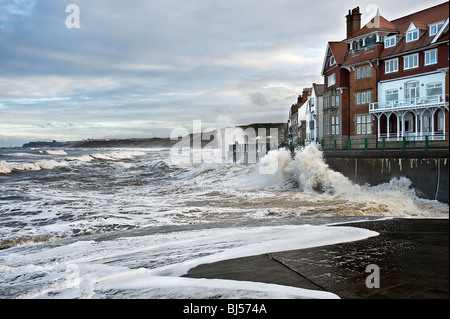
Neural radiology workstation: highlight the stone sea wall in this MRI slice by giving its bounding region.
[323,150,449,204]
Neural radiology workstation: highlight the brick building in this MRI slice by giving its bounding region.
[320,2,449,149]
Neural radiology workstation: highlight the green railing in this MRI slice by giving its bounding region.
[321,134,449,151]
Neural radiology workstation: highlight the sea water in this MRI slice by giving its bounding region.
[0,144,448,298]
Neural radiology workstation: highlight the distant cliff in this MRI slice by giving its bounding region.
[70,138,178,148]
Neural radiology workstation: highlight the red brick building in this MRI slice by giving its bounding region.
[321,2,449,149]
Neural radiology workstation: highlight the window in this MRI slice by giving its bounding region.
[356,91,372,105]
[331,116,340,135]
[405,81,420,101]
[385,58,398,73]
[329,56,336,67]
[356,115,372,135]
[384,36,396,48]
[356,66,371,79]
[328,73,336,87]
[386,89,399,102]
[406,30,419,42]
[404,54,418,70]
[334,95,340,106]
[427,83,442,97]
[424,49,437,65]
[430,22,444,36]
[423,115,431,132]
[438,110,444,131]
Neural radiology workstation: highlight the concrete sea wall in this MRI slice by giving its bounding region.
[323,149,449,204]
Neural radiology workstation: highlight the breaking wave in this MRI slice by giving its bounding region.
[39,150,68,155]
[0,159,68,174]
[67,151,146,162]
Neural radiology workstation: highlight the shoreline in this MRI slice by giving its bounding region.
[184,218,449,299]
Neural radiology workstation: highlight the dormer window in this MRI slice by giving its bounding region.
[329,56,336,67]
[430,21,444,36]
[406,29,419,42]
[384,35,396,48]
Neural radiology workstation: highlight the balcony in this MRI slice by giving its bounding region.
[370,95,448,113]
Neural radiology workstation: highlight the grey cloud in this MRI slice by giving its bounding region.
[250,92,268,107]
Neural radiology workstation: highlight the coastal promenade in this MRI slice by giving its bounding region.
[184,218,449,299]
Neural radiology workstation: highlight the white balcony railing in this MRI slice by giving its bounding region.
[370,94,448,112]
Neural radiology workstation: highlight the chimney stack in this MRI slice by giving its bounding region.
[346,7,361,38]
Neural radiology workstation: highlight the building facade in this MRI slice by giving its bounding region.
[305,83,325,145]
[319,3,449,149]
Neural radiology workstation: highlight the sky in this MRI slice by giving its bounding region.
[0,0,447,147]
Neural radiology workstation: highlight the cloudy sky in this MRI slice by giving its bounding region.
[0,0,446,147]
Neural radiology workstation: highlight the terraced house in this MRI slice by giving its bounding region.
[321,2,449,149]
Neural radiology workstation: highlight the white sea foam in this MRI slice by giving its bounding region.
[0,160,12,174]
[89,151,146,161]
[2,224,377,299]
[0,159,68,173]
[40,150,68,155]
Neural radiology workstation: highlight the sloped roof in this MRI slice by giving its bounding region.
[321,42,349,75]
[349,13,398,39]
[329,42,348,64]
[341,2,449,65]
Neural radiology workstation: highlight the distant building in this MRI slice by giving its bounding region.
[319,2,449,149]
[287,88,310,147]
[305,83,325,145]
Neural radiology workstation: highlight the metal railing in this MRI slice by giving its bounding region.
[369,95,447,112]
[321,134,449,151]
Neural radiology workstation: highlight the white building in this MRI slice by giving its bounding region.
[305,83,325,145]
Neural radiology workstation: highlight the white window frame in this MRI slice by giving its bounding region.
[406,30,419,42]
[386,89,398,102]
[430,22,444,36]
[356,114,372,135]
[427,82,442,97]
[385,58,398,74]
[327,73,336,87]
[329,56,336,67]
[356,91,371,105]
[424,49,437,66]
[438,110,444,131]
[404,53,418,70]
[384,36,396,48]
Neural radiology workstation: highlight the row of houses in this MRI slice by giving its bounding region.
[287,2,449,150]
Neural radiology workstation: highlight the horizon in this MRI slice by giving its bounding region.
[1,0,447,147]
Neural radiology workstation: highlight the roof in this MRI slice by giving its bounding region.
[321,42,349,75]
[298,100,308,121]
[312,83,325,96]
[341,2,449,66]
[349,13,398,39]
[329,42,348,64]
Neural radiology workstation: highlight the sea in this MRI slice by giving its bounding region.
[0,144,448,299]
